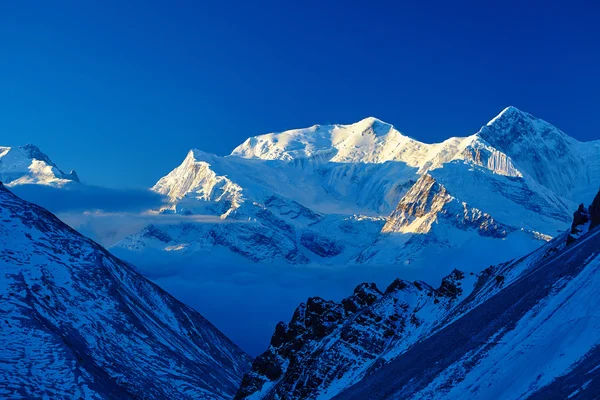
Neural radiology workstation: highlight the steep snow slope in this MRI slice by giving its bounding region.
[231,107,599,202]
[478,106,600,201]
[230,116,521,177]
[236,194,600,400]
[151,148,416,217]
[0,184,251,399]
[0,144,79,187]
[339,228,600,399]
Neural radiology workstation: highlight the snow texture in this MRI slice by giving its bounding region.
[115,107,599,272]
[0,144,79,187]
[0,184,251,399]
[237,197,600,399]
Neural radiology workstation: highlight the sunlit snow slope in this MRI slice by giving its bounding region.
[0,144,79,187]
[115,107,598,269]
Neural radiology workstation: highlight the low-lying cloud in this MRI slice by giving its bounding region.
[11,184,235,246]
[11,183,166,213]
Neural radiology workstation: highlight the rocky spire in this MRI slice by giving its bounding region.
[566,188,600,244]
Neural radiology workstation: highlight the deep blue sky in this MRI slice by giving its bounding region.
[1,1,599,188]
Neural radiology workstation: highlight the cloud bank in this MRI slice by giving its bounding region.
[11,183,240,247]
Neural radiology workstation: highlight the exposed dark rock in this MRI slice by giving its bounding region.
[342,283,383,314]
[142,224,172,243]
[300,231,344,258]
[435,269,465,299]
[385,278,409,294]
[566,189,600,244]
[235,269,467,400]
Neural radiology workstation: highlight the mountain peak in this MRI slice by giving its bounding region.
[185,148,218,163]
[356,116,385,124]
[486,106,525,127]
[476,106,586,196]
[0,144,78,187]
[0,184,251,398]
[351,116,394,136]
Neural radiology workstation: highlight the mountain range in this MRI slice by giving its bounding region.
[111,106,598,275]
[2,106,600,399]
[0,183,250,399]
[236,190,600,399]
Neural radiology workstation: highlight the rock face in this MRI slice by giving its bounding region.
[339,230,600,399]
[236,199,600,400]
[589,189,600,229]
[0,184,251,399]
[235,270,478,400]
[567,189,600,243]
[382,174,509,238]
[0,144,79,187]
[567,204,591,244]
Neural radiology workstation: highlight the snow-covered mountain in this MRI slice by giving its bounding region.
[232,106,599,204]
[235,191,600,400]
[0,144,79,187]
[0,183,251,399]
[114,107,598,270]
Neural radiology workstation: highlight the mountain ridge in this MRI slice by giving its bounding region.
[0,183,251,399]
[114,107,597,273]
[235,192,600,399]
[0,144,79,187]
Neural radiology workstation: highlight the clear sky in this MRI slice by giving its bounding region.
[1,0,599,188]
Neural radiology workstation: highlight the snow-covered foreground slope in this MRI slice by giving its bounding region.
[235,192,600,400]
[0,144,79,187]
[0,184,251,399]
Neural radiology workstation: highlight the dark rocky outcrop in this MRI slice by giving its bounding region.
[235,270,471,400]
[300,231,344,258]
[567,189,600,244]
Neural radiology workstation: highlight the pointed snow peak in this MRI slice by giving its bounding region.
[479,105,571,144]
[352,116,394,135]
[185,148,214,162]
[358,116,385,124]
[0,144,78,187]
[486,106,525,127]
[172,148,216,169]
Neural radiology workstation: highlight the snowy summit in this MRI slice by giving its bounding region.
[0,144,79,187]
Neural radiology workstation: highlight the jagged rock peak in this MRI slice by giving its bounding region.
[567,188,600,244]
[236,267,473,400]
[342,282,383,314]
